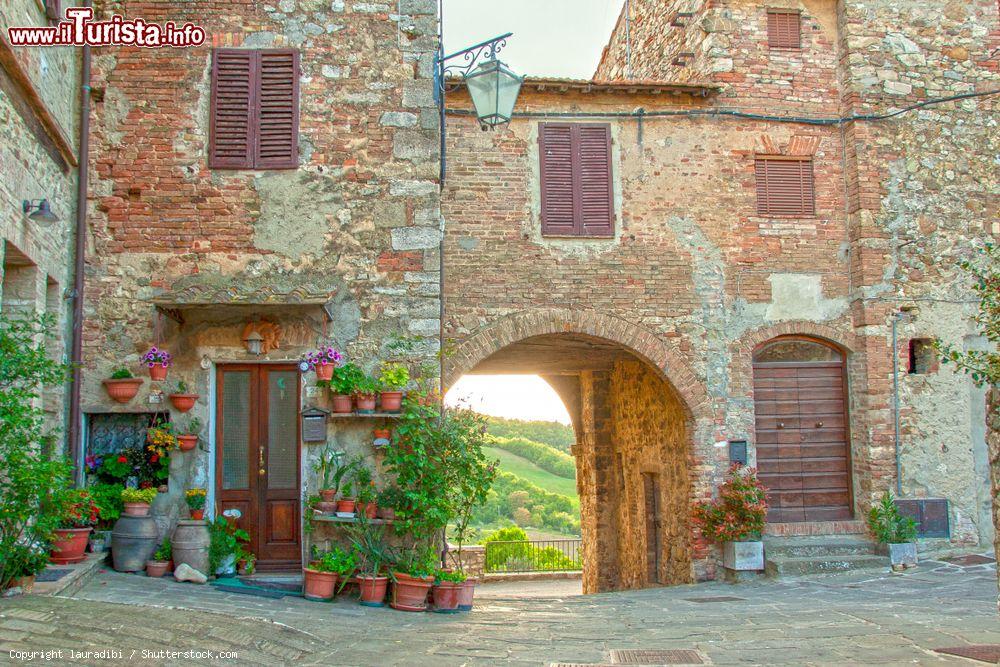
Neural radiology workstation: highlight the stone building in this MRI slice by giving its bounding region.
[443,0,998,592]
[0,0,81,443]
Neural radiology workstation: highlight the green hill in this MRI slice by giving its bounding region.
[485,416,575,452]
[483,446,578,500]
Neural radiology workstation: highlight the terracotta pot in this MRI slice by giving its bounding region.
[433,581,462,613]
[50,527,92,564]
[355,393,377,413]
[357,575,389,606]
[148,364,168,382]
[376,506,395,522]
[336,498,356,514]
[373,428,391,440]
[12,575,35,594]
[302,568,339,601]
[319,489,337,503]
[189,508,204,521]
[166,559,174,574]
[315,364,335,381]
[457,578,477,611]
[123,502,151,517]
[391,572,434,611]
[102,378,143,404]
[168,393,199,412]
[146,560,170,578]
[314,501,337,513]
[356,501,378,519]
[380,391,403,412]
[176,434,198,452]
[331,394,353,413]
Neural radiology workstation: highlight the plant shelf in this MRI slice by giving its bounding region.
[327,412,402,419]
[311,513,393,525]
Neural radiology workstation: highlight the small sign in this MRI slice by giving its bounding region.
[301,407,329,442]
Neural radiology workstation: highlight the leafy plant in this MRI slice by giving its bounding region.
[312,446,359,494]
[330,362,364,395]
[353,374,380,397]
[352,464,377,504]
[936,243,1000,385]
[394,544,438,578]
[0,313,73,590]
[310,545,357,575]
[99,455,132,481]
[172,380,190,394]
[693,464,768,543]
[88,482,124,530]
[121,487,158,505]
[377,484,404,511]
[866,492,918,544]
[208,516,250,573]
[185,488,207,510]
[183,417,203,436]
[48,488,100,529]
[109,367,134,380]
[345,514,395,577]
[378,362,410,391]
[435,569,467,583]
[154,536,172,561]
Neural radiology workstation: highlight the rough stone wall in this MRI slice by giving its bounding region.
[610,360,692,588]
[83,0,440,523]
[0,0,81,444]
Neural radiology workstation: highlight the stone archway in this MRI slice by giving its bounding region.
[446,310,712,593]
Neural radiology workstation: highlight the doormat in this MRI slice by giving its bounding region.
[933,645,1000,663]
[36,568,73,582]
[683,596,745,603]
[608,649,705,664]
[940,554,995,567]
[237,576,302,593]
[210,577,301,599]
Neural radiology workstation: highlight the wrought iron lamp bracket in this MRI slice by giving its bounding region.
[434,32,512,98]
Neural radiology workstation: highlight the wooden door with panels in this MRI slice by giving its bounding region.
[216,364,301,571]
[752,337,853,523]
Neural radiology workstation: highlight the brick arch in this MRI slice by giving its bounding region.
[444,308,711,421]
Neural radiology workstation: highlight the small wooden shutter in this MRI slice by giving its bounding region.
[256,50,299,169]
[44,0,61,22]
[539,123,614,237]
[210,49,256,169]
[767,9,801,49]
[755,156,815,217]
[210,49,299,169]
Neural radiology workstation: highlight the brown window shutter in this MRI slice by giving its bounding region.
[210,49,256,169]
[755,156,815,217]
[539,123,615,237]
[577,124,614,237]
[767,9,801,49]
[539,123,577,235]
[255,50,299,169]
[44,0,61,23]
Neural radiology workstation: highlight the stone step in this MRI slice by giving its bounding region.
[765,553,888,577]
[764,536,879,558]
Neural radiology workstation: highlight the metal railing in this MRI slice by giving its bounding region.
[484,539,582,573]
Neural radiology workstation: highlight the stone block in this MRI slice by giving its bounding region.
[380,111,418,127]
[723,541,764,571]
[391,227,441,250]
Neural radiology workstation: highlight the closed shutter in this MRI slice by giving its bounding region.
[44,0,61,22]
[256,50,299,169]
[755,157,815,217]
[539,123,614,237]
[767,9,801,49]
[209,49,299,169]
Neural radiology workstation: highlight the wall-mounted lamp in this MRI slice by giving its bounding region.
[22,199,59,223]
[243,330,264,356]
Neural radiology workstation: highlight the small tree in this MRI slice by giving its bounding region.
[935,243,1000,384]
[693,464,768,543]
[0,313,73,589]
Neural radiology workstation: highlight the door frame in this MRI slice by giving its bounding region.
[214,362,302,571]
[751,335,855,522]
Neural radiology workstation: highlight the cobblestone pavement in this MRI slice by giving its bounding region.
[0,557,997,666]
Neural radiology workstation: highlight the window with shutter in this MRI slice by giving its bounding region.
[754,156,815,217]
[539,123,614,237]
[43,0,61,24]
[209,49,299,170]
[767,9,801,49]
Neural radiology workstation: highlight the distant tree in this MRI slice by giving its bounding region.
[507,490,530,509]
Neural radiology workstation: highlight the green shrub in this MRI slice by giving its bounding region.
[486,435,576,479]
[472,471,580,535]
[109,367,134,379]
[154,537,172,561]
[481,525,581,572]
[121,487,158,505]
[867,492,918,544]
[88,482,124,530]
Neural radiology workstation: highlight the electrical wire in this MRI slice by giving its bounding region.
[446,87,1000,126]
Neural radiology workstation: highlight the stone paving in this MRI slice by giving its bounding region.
[0,557,997,666]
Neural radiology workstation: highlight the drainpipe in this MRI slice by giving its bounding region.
[68,6,92,485]
[891,311,903,497]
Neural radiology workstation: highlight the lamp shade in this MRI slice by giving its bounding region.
[464,59,523,129]
[22,199,59,223]
[244,330,264,356]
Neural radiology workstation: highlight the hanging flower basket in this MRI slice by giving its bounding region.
[143,347,172,382]
[305,345,343,382]
[103,376,143,404]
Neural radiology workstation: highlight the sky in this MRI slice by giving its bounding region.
[441,0,626,80]
[445,375,573,425]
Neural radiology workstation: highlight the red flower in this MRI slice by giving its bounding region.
[117,455,127,463]
[150,454,159,463]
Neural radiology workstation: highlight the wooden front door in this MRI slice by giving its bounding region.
[753,338,852,523]
[642,472,661,584]
[216,364,301,571]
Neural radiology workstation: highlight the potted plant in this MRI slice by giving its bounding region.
[176,417,201,452]
[390,546,437,612]
[302,546,356,601]
[377,362,409,412]
[329,362,364,413]
[208,515,250,578]
[345,515,394,606]
[432,569,466,613]
[168,380,199,412]
[185,488,207,520]
[306,345,343,382]
[121,487,158,517]
[146,537,171,577]
[353,465,378,519]
[4,546,48,594]
[313,446,359,512]
[142,347,171,382]
[49,488,100,564]
[353,374,380,414]
[376,485,401,522]
[238,552,257,575]
[87,481,124,552]
[102,367,143,403]
[693,464,768,575]
[867,491,918,570]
